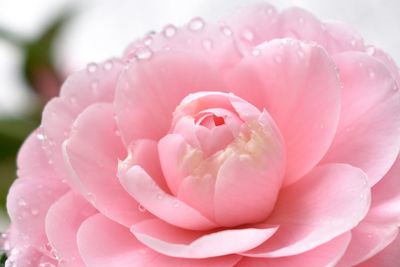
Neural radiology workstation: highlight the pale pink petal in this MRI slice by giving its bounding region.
[40,59,123,190]
[131,218,278,258]
[124,17,242,72]
[45,191,96,266]
[114,52,226,144]
[118,165,218,230]
[277,7,364,53]
[5,245,54,267]
[77,214,241,267]
[337,222,398,266]
[63,103,152,226]
[243,164,370,257]
[226,39,341,185]
[366,45,400,86]
[368,155,400,225]
[236,233,351,267]
[7,177,67,250]
[357,231,400,267]
[322,52,400,185]
[221,3,278,51]
[214,112,286,226]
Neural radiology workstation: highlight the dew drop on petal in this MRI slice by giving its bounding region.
[36,133,46,141]
[274,56,282,63]
[202,39,213,51]
[366,46,376,56]
[135,47,153,60]
[86,193,96,205]
[368,69,375,78]
[39,263,56,267]
[251,49,261,56]
[189,17,205,31]
[143,35,153,46]
[242,29,254,42]
[103,60,113,70]
[138,204,146,212]
[156,192,163,200]
[18,198,27,207]
[220,26,232,37]
[87,63,97,73]
[163,25,177,38]
[297,50,305,58]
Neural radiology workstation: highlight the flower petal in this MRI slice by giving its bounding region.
[118,165,218,230]
[63,103,152,226]
[77,214,241,267]
[114,51,226,144]
[131,218,278,258]
[45,191,96,266]
[226,39,341,185]
[357,231,400,267]
[41,59,123,189]
[322,52,400,185]
[236,233,351,267]
[243,164,370,257]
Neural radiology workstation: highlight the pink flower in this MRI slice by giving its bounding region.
[5,3,400,266]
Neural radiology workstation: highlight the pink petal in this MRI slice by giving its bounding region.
[243,164,370,257]
[277,7,364,53]
[77,214,241,267]
[114,51,226,144]
[322,52,400,185]
[131,218,278,258]
[368,155,400,225]
[226,39,341,185]
[214,112,286,227]
[357,231,400,267]
[5,245,55,267]
[118,165,218,230]
[41,59,123,189]
[236,233,351,267]
[124,17,242,72]
[221,3,278,50]
[7,177,67,250]
[63,103,152,226]
[45,191,96,266]
[337,222,398,266]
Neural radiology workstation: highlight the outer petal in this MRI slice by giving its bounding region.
[7,151,67,251]
[114,51,226,144]
[357,231,400,267]
[131,218,278,258]
[40,59,123,189]
[277,7,364,53]
[368,155,400,225]
[337,222,398,266]
[45,191,96,266]
[322,52,400,185]
[4,245,56,267]
[118,165,218,230]
[63,103,152,227]
[77,214,241,267]
[236,233,351,267]
[366,45,400,86]
[243,164,370,257]
[226,39,341,185]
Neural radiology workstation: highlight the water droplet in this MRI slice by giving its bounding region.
[18,198,27,207]
[114,129,121,136]
[266,7,274,15]
[69,96,77,105]
[138,204,146,212]
[87,193,96,205]
[163,25,177,38]
[103,60,113,71]
[297,50,305,58]
[360,193,365,199]
[242,29,254,42]
[274,56,282,63]
[189,17,205,31]
[298,17,304,24]
[87,63,97,73]
[0,232,10,252]
[39,263,56,267]
[350,39,357,47]
[156,192,163,200]
[220,26,232,37]
[251,49,261,56]
[143,35,153,46]
[61,179,67,184]
[30,207,39,215]
[202,39,213,51]
[135,47,153,60]
[368,69,375,78]
[366,46,376,56]
[36,133,45,140]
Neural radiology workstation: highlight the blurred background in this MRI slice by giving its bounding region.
[0,0,399,232]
